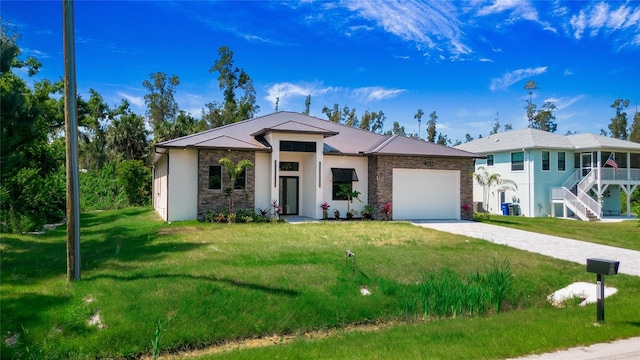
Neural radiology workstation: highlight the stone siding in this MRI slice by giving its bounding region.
[198,150,256,219]
[367,155,474,220]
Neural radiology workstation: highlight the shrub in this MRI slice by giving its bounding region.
[116,160,151,206]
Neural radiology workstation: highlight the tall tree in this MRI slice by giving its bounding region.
[303,94,311,115]
[524,80,557,132]
[414,109,424,139]
[209,46,259,126]
[343,106,358,127]
[426,111,438,143]
[1,25,66,232]
[107,100,149,161]
[437,133,450,145]
[79,89,110,170]
[369,110,386,133]
[464,133,474,143]
[388,121,406,136]
[630,111,640,143]
[143,72,180,143]
[490,112,500,134]
[524,80,538,128]
[608,98,630,139]
[322,103,344,123]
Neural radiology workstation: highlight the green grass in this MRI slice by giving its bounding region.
[478,215,640,251]
[1,208,639,359]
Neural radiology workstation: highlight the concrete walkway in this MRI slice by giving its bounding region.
[411,220,640,360]
[411,220,640,276]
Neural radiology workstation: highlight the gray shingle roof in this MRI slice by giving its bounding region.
[454,128,640,154]
[156,111,480,158]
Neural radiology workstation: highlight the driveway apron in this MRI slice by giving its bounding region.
[411,220,640,277]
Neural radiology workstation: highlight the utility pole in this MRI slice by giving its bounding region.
[63,0,81,281]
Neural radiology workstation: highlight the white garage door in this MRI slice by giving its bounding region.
[392,169,460,220]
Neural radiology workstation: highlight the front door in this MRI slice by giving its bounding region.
[581,152,593,177]
[279,176,299,215]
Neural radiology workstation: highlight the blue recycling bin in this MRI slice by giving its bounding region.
[501,203,511,216]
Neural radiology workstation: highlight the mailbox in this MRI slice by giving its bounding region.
[586,258,620,275]
[586,258,620,323]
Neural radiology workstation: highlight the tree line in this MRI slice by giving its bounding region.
[2,20,639,232]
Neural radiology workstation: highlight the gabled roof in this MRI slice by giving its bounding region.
[455,128,640,154]
[567,133,640,150]
[156,111,480,158]
[368,134,480,157]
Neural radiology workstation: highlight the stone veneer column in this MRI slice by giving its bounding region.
[197,150,256,220]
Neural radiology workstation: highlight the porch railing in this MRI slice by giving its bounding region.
[551,187,601,221]
[560,169,582,189]
[576,169,601,218]
[600,168,640,181]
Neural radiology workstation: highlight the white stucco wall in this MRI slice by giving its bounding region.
[254,152,271,212]
[153,154,169,221]
[264,132,325,218]
[323,155,368,217]
[167,149,198,221]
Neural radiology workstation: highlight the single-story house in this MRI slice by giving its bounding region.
[455,128,640,220]
[153,111,480,222]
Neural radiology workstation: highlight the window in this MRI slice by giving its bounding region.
[333,181,351,200]
[279,162,299,171]
[557,152,566,171]
[542,151,550,171]
[511,152,524,171]
[486,154,494,166]
[208,166,222,190]
[574,153,580,169]
[331,168,358,200]
[234,168,246,190]
[280,141,316,152]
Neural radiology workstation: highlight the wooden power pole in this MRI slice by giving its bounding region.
[63,0,81,281]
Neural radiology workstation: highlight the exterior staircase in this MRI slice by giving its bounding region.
[552,169,601,221]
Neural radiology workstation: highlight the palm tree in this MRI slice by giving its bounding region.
[218,157,254,213]
[473,166,517,213]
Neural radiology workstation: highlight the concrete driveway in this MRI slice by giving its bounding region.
[411,220,640,360]
[412,220,640,276]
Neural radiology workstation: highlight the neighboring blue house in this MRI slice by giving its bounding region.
[455,129,640,221]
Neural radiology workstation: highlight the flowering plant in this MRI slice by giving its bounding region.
[319,202,330,210]
[272,200,281,216]
[381,202,392,220]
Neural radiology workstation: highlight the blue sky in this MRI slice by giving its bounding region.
[5,0,640,143]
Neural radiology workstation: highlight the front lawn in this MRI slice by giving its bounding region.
[477,215,640,251]
[1,208,639,359]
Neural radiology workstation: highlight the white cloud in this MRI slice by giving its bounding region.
[568,1,640,48]
[548,95,585,111]
[354,86,405,101]
[569,10,587,39]
[489,66,547,91]
[265,82,336,108]
[475,0,555,32]
[344,0,471,56]
[23,48,50,59]
[117,91,144,108]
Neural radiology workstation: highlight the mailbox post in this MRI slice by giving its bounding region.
[586,258,620,323]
